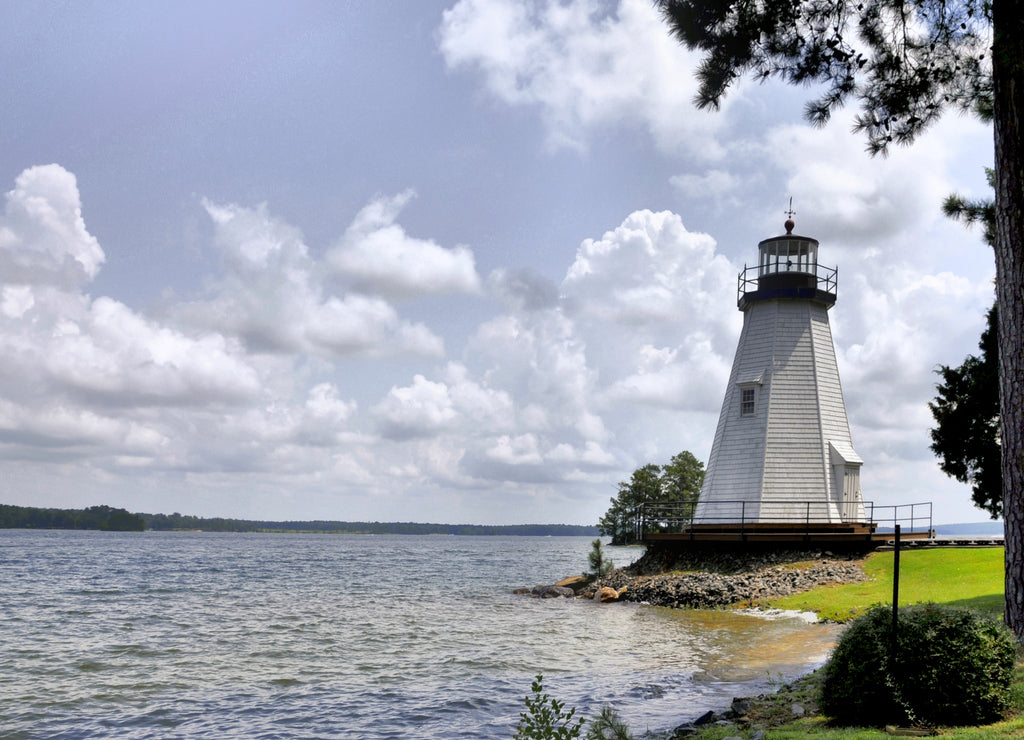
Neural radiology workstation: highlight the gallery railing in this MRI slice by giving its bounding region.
[635,500,933,541]
[737,261,838,305]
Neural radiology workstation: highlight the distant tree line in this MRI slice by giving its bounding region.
[0,504,144,531]
[141,514,600,536]
[142,512,256,532]
[0,504,599,536]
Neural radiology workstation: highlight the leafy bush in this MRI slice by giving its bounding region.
[514,675,585,739]
[820,603,1017,727]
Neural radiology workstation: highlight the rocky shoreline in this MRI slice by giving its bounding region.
[586,556,865,610]
[522,543,868,610]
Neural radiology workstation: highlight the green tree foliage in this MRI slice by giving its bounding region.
[587,538,615,578]
[657,0,991,152]
[944,168,997,245]
[656,0,1024,640]
[598,463,661,546]
[930,305,1002,518]
[821,604,1016,727]
[0,504,144,531]
[597,452,704,545]
[660,450,705,506]
[513,675,584,740]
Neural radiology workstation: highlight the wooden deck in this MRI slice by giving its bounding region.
[643,522,932,547]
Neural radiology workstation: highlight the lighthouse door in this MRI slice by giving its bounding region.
[841,465,861,522]
[829,441,864,523]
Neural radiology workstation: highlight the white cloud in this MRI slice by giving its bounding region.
[488,268,559,312]
[563,209,731,324]
[438,0,722,155]
[328,191,482,299]
[443,362,516,429]
[1,284,34,319]
[173,198,446,358]
[0,167,371,481]
[560,209,740,402]
[43,296,261,407]
[0,397,155,452]
[762,113,971,247]
[373,374,459,440]
[486,433,543,466]
[0,174,264,418]
[0,164,105,287]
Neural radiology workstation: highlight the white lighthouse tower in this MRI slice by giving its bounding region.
[693,216,866,530]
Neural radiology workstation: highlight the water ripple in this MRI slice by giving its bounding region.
[0,530,839,738]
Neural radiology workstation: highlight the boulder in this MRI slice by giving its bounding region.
[693,711,719,726]
[531,585,575,598]
[730,698,752,717]
[554,575,590,593]
[595,586,620,603]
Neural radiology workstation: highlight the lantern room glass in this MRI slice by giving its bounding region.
[758,238,818,276]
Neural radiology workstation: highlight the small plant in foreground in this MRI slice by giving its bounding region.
[588,539,615,578]
[514,674,585,739]
[820,603,1016,727]
[584,706,635,740]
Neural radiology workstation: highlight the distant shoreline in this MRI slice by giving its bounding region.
[0,503,600,536]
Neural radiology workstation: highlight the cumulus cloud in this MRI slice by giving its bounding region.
[363,210,742,490]
[327,191,482,299]
[559,209,740,411]
[0,175,262,421]
[488,268,559,312]
[0,166,369,478]
[0,164,105,287]
[372,362,516,442]
[173,198,446,358]
[438,0,722,155]
[374,374,459,440]
[762,113,964,246]
[564,209,732,325]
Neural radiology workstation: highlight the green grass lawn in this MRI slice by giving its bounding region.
[691,547,1022,739]
[767,547,1006,622]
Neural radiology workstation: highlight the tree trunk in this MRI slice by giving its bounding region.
[993,0,1024,640]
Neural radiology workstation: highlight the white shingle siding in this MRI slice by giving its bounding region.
[695,287,865,525]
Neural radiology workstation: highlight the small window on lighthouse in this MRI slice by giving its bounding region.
[740,387,756,416]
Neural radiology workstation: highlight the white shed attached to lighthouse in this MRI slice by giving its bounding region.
[692,217,867,530]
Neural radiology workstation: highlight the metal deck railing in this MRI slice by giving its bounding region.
[635,499,933,542]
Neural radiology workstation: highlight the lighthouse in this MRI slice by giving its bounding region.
[692,216,866,529]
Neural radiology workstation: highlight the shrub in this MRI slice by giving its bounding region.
[820,603,1017,727]
[513,675,585,739]
[588,539,614,578]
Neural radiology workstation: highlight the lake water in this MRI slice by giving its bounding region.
[0,530,841,738]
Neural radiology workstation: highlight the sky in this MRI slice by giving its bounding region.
[0,1,996,526]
